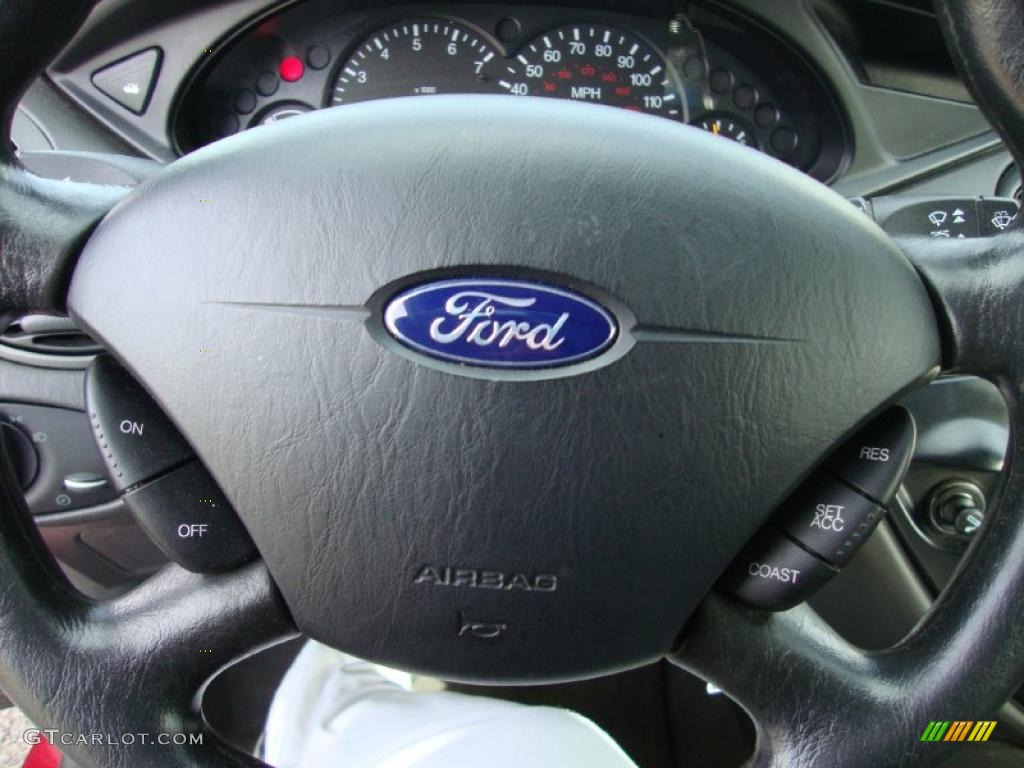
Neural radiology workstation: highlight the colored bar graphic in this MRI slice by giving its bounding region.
[921,721,950,741]
[944,721,973,741]
[968,721,997,742]
[922,720,996,742]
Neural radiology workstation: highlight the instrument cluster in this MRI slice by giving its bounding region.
[176,2,849,182]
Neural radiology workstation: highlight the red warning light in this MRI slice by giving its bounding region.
[279,56,305,82]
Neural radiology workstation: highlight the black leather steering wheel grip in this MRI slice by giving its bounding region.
[934,0,1024,176]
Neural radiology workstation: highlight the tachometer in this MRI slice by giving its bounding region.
[517,24,683,119]
[329,20,514,105]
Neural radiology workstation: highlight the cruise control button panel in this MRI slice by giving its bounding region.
[774,473,884,566]
[826,406,915,505]
[721,407,916,610]
[720,529,838,611]
[85,355,194,491]
[124,461,256,573]
[84,355,256,573]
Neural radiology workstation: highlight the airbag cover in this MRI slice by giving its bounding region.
[68,97,939,682]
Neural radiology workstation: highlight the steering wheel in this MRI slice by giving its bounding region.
[2,0,1023,766]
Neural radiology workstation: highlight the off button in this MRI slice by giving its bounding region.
[123,461,256,573]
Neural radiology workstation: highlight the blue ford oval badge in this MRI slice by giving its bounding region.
[383,278,618,369]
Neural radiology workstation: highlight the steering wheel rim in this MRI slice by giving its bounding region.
[0,1,1022,767]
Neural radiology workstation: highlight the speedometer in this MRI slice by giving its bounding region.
[517,24,683,119]
[329,20,515,106]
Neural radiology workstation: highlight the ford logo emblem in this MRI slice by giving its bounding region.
[382,278,618,369]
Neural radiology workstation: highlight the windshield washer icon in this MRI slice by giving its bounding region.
[991,210,1017,230]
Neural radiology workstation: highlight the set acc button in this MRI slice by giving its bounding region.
[775,473,884,567]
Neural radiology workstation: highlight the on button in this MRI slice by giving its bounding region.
[85,355,194,491]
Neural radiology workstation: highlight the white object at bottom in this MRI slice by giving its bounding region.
[263,641,639,768]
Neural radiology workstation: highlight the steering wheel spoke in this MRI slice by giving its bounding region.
[0,165,127,319]
[78,563,295,767]
[670,595,877,766]
[0,439,295,766]
[0,0,127,319]
[902,232,1024,377]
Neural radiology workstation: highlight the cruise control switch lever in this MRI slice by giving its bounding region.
[84,355,256,573]
[720,407,916,610]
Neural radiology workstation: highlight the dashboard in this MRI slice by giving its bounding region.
[174,2,849,181]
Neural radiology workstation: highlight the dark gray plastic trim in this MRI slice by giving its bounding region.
[727,0,1003,196]
[38,0,1008,196]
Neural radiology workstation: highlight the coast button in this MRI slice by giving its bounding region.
[720,528,837,610]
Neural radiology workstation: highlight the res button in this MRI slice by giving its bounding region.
[826,407,915,505]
